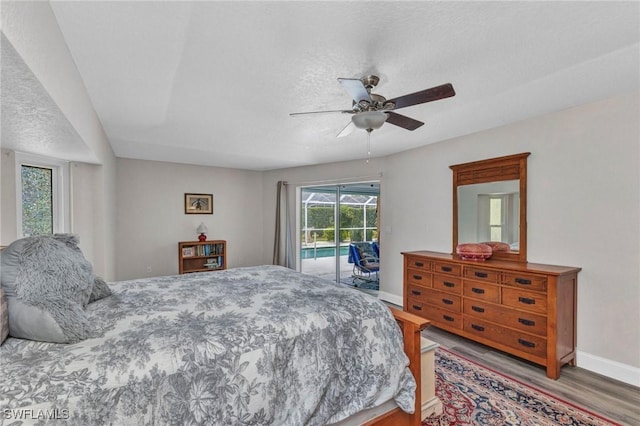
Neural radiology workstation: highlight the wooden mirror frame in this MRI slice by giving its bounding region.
[451,152,530,262]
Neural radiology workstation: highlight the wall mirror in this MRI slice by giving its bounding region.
[451,152,530,262]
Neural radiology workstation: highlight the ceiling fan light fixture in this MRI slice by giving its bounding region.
[352,111,388,130]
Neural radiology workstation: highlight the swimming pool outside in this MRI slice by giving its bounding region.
[300,245,350,259]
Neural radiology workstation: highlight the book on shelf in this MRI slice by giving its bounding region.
[204,257,220,269]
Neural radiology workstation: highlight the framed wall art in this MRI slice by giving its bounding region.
[185,193,213,214]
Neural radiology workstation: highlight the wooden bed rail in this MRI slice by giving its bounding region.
[364,307,430,426]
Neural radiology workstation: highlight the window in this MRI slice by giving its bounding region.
[16,153,69,237]
[489,196,505,241]
[477,193,516,243]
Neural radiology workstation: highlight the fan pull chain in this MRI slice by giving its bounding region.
[366,129,372,163]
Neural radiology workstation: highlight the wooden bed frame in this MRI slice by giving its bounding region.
[363,307,431,426]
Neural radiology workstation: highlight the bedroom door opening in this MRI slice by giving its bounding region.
[299,182,380,291]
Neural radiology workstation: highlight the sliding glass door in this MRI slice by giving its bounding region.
[300,187,338,281]
[299,183,380,288]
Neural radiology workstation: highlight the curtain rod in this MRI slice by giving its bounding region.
[283,173,383,187]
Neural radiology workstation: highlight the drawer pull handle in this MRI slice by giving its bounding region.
[411,290,421,296]
[442,298,454,305]
[515,278,532,285]
[518,338,536,348]
[518,297,536,305]
[443,315,454,322]
[471,324,485,332]
[471,287,485,294]
[412,274,423,280]
[412,305,422,311]
[441,266,452,272]
[518,318,535,326]
[471,306,485,313]
[443,281,455,288]
[414,261,425,267]
[474,272,488,278]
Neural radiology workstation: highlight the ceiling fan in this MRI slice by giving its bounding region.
[290,75,455,137]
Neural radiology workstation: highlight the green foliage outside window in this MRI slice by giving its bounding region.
[22,165,53,236]
[302,204,377,242]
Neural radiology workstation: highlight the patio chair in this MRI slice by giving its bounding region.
[348,242,380,286]
[371,241,379,257]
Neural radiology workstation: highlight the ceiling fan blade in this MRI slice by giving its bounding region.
[387,83,455,110]
[290,109,354,117]
[338,78,371,103]
[337,121,355,138]
[385,112,424,131]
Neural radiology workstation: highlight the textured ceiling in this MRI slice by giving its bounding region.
[1,34,96,163]
[15,1,640,170]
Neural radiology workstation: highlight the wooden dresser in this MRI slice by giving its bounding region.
[403,250,580,379]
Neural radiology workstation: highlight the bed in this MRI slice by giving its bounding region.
[1,264,429,425]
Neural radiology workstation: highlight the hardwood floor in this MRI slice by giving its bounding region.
[421,326,640,426]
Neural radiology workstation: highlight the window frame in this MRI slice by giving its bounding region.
[15,152,70,237]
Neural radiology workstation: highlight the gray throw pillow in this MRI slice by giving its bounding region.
[0,234,97,343]
[0,288,8,345]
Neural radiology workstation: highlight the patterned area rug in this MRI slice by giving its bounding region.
[423,347,620,426]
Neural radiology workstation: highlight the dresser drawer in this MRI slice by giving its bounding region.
[502,272,547,292]
[407,284,431,302]
[464,318,547,358]
[407,268,431,287]
[463,266,500,283]
[427,305,463,329]
[406,256,431,272]
[424,289,462,312]
[432,275,462,294]
[463,281,500,303]
[432,261,462,276]
[407,298,429,316]
[408,300,462,329]
[502,288,547,314]
[463,301,547,336]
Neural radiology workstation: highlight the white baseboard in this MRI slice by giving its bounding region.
[421,396,443,420]
[377,291,402,307]
[576,350,640,387]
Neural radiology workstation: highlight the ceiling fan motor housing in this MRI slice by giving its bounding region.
[355,93,394,112]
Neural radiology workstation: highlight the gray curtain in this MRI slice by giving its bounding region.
[273,181,295,268]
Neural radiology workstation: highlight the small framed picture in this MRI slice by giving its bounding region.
[185,193,213,214]
[182,247,195,257]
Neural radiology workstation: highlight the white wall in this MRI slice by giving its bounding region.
[115,158,264,280]
[0,150,17,245]
[385,92,640,383]
[261,92,640,385]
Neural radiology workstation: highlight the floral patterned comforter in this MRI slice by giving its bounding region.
[0,265,415,425]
